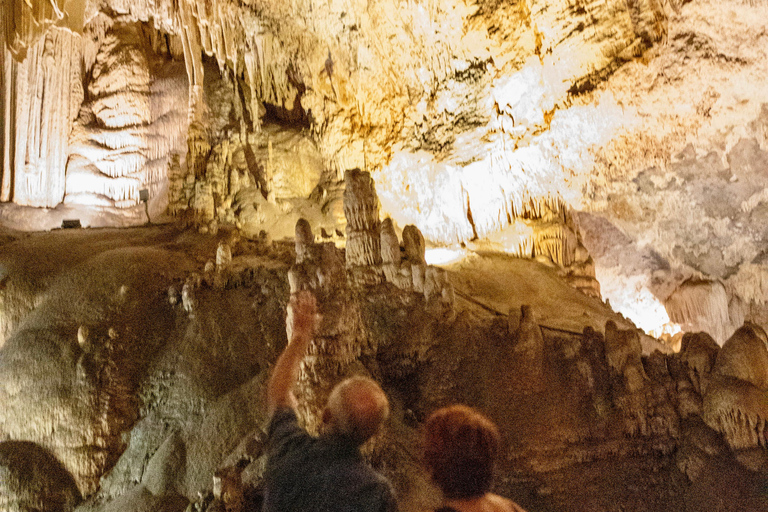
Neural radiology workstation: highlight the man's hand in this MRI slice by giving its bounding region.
[287,290,320,343]
[268,290,320,415]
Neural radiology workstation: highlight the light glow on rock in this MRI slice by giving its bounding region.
[375,71,634,245]
[424,247,467,266]
[597,267,682,341]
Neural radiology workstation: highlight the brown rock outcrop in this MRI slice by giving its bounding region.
[702,324,768,450]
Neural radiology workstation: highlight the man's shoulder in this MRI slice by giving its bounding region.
[266,407,314,459]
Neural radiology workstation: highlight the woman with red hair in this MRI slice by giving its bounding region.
[423,405,527,512]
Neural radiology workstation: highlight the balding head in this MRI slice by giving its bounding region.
[324,376,389,446]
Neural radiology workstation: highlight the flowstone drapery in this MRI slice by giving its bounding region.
[1,27,82,207]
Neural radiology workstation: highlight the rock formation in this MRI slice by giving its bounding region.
[3,0,768,510]
[702,324,768,451]
[0,441,81,512]
[0,221,766,511]
[1,27,82,207]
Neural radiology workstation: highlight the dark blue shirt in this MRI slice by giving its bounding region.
[263,407,398,512]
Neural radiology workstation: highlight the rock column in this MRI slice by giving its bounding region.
[344,169,383,285]
[1,27,82,206]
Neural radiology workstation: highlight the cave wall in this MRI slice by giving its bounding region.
[0,3,188,216]
[0,216,766,512]
[1,27,82,207]
[3,0,768,343]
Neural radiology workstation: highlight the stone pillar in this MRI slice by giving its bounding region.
[287,219,362,431]
[343,169,382,267]
[2,27,82,207]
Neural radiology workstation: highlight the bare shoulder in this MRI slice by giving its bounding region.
[486,493,527,512]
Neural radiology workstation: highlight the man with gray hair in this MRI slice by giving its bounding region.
[263,290,398,512]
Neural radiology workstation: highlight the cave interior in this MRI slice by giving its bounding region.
[0,0,768,511]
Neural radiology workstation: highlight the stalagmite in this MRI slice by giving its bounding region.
[344,169,382,268]
[76,326,89,349]
[605,320,648,393]
[679,332,720,394]
[512,305,545,392]
[295,218,314,265]
[216,242,232,269]
[181,281,195,317]
[380,218,401,266]
[402,225,427,265]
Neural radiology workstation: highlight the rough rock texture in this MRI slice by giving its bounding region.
[1,223,767,512]
[1,27,82,207]
[702,324,768,451]
[0,441,82,512]
[2,0,768,348]
[579,0,768,337]
[3,0,768,510]
[65,21,188,211]
[0,246,196,495]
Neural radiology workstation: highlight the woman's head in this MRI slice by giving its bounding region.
[423,405,501,499]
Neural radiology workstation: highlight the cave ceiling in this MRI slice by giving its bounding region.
[2,0,768,341]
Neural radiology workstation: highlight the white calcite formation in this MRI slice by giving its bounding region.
[343,170,454,310]
[344,169,383,269]
[1,27,82,207]
[666,279,743,345]
[702,324,768,450]
[65,21,188,209]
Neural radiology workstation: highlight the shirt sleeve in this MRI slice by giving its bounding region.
[380,480,399,512]
[266,407,312,461]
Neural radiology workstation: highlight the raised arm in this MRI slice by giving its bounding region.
[267,290,319,416]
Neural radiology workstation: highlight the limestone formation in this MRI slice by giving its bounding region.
[1,27,82,207]
[702,324,768,450]
[0,441,82,512]
[181,281,195,317]
[511,305,545,392]
[216,242,232,270]
[4,0,768,509]
[344,169,382,269]
[141,431,186,497]
[604,320,649,393]
[678,332,720,394]
[402,225,426,266]
[294,218,314,265]
[666,279,739,345]
[380,217,401,266]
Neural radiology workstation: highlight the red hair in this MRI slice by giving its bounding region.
[423,405,501,499]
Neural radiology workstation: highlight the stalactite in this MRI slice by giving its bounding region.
[3,0,69,60]
[666,279,733,344]
[1,26,82,208]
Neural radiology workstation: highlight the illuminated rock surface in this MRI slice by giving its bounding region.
[1,0,768,510]
[1,221,766,512]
